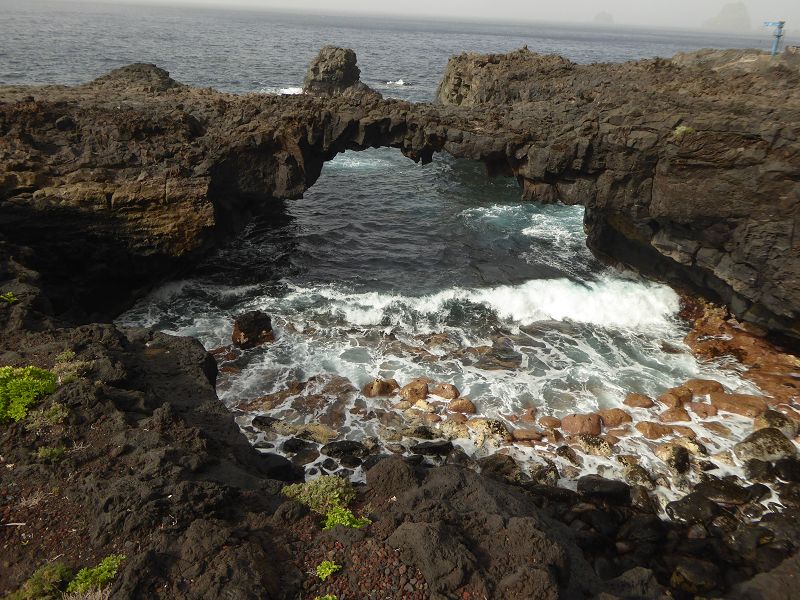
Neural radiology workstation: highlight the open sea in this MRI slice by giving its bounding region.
[2,0,780,493]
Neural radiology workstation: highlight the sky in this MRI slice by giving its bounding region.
[55,0,798,30]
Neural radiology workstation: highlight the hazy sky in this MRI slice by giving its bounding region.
[63,0,799,30]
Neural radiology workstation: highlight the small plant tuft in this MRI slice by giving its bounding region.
[282,475,357,515]
[323,505,371,530]
[34,446,66,464]
[0,366,58,423]
[315,560,342,581]
[26,402,69,433]
[55,350,76,363]
[1,291,19,305]
[4,562,72,600]
[66,554,126,594]
[52,350,91,385]
[673,124,695,139]
[313,596,338,600]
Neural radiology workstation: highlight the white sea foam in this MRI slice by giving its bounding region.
[258,85,303,95]
[280,277,680,331]
[385,79,407,86]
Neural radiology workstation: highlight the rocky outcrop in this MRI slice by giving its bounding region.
[1,47,798,337]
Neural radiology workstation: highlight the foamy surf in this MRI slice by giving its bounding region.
[258,85,303,95]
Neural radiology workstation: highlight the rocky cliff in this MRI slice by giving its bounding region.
[1,48,798,338]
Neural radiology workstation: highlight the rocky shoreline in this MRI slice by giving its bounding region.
[1,47,800,599]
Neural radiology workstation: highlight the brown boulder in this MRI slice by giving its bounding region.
[687,402,718,419]
[658,386,692,408]
[430,382,460,399]
[710,392,767,418]
[231,310,274,349]
[659,407,691,423]
[511,428,543,442]
[683,378,725,397]
[561,413,601,436]
[671,425,697,439]
[539,416,562,429]
[624,393,655,408]
[636,421,673,439]
[400,378,430,402]
[598,408,632,428]
[362,378,399,397]
[448,397,477,414]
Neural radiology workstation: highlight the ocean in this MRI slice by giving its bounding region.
[2,0,774,495]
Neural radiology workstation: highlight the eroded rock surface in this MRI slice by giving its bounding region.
[1,47,798,338]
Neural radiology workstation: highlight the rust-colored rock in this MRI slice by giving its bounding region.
[703,422,733,438]
[658,386,692,408]
[511,428,543,442]
[687,402,718,419]
[448,397,477,414]
[624,393,655,409]
[659,407,692,423]
[671,425,697,439]
[362,378,399,397]
[561,413,601,436]
[598,408,632,428]
[430,382,460,399]
[539,416,562,429]
[636,421,673,439]
[683,378,725,397]
[400,378,429,402]
[710,392,767,418]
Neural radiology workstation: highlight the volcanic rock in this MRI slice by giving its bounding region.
[710,392,768,418]
[734,428,797,462]
[754,410,799,439]
[231,310,274,349]
[562,413,601,436]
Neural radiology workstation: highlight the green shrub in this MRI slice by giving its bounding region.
[282,475,357,515]
[34,446,66,464]
[673,124,695,138]
[66,554,125,594]
[0,366,58,423]
[3,562,72,600]
[52,351,91,385]
[26,402,69,433]
[315,560,342,581]
[323,506,371,530]
[0,291,18,305]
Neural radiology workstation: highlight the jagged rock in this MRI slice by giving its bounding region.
[477,453,522,482]
[303,46,361,95]
[231,310,274,349]
[577,475,631,505]
[666,492,720,524]
[754,410,799,439]
[734,428,797,462]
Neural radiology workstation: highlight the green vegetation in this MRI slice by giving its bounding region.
[0,366,58,423]
[66,555,126,594]
[315,560,342,581]
[34,446,66,464]
[26,402,69,433]
[313,596,338,600]
[0,291,19,305]
[323,506,371,531]
[52,350,90,385]
[282,475,357,515]
[3,562,72,600]
[673,124,695,138]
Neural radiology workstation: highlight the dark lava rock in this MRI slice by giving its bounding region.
[339,454,362,469]
[556,444,583,466]
[303,46,369,96]
[361,453,389,471]
[694,477,751,505]
[670,558,720,594]
[531,461,559,486]
[746,483,771,502]
[409,440,454,456]
[779,482,800,507]
[402,425,435,440]
[321,457,338,471]
[477,453,521,482]
[775,457,800,482]
[251,415,278,431]
[744,458,776,482]
[231,310,274,349]
[403,454,425,466]
[734,428,797,462]
[522,483,580,505]
[630,485,657,514]
[666,492,720,524]
[577,475,631,505]
[321,440,368,458]
[445,447,476,467]
[661,444,690,474]
[367,456,420,499]
[290,448,319,466]
[282,437,313,453]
